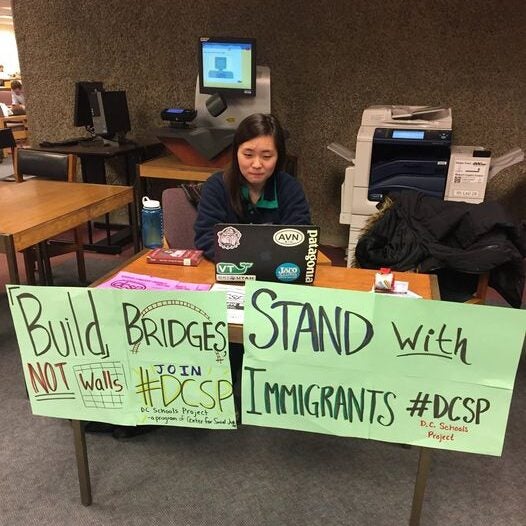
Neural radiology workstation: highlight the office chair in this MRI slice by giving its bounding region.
[15,148,87,285]
[161,187,198,248]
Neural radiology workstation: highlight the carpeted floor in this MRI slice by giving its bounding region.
[0,217,525,525]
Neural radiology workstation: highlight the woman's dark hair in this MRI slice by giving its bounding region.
[224,113,286,217]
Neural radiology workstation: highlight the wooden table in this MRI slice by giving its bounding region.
[0,179,138,284]
[139,154,217,183]
[0,114,28,142]
[98,253,438,296]
[138,154,299,184]
[76,254,438,525]
[137,154,216,204]
[95,253,435,344]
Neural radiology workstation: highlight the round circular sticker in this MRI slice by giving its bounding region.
[275,262,300,282]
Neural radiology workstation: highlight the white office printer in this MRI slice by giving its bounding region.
[337,105,453,265]
[333,105,526,266]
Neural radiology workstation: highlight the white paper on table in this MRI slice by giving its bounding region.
[371,280,422,299]
[210,283,245,324]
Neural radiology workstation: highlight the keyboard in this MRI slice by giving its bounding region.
[39,137,96,147]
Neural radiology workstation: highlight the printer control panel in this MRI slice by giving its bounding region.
[373,128,452,144]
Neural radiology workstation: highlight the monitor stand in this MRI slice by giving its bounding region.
[97,132,132,147]
[152,65,272,166]
[193,65,271,129]
[153,126,234,165]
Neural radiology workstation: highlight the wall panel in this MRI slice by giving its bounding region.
[13,0,525,244]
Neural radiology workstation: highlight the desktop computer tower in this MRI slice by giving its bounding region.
[89,90,131,138]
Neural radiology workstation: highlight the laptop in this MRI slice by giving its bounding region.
[214,224,320,284]
[0,102,12,117]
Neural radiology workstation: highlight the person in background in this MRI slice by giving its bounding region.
[10,80,25,114]
[0,65,10,82]
[0,66,11,162]
[194,112,311,259]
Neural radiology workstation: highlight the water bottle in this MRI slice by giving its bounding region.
[141,196,163,248]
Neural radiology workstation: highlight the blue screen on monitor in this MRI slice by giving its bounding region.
[199,37,256,96]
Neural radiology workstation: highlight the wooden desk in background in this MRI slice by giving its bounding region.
[0,114,28,142]
[139,154,217,183]
[0,78,21,89]
[0,179,138,284]
[137,154,216,202]
[138,153,298,186]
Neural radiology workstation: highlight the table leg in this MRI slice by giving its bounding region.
[1,234,20,284]
[87,220,94,245]
[133,166,145,238]
[125,150,139,186]
[22,249,37,285]
[37,241,53,285]
[409,447,432,526]
[80,156,113,246]
[126,152,141,246]
[104,213,112,242]
[129,199,140,253]
[71,420,92,506]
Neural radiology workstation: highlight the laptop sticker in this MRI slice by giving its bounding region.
[273,228,305,247]
[216,262,255,282]
[217,226,242,250]
[275,262,301,282]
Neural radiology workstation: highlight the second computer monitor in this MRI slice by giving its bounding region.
[73,81,104,128]
[89,90,131,139]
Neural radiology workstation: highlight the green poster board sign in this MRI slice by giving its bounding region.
[7,286,236,429]
[242,282,525,456]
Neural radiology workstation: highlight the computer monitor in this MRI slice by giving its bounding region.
[73,81,104,127]
[198,37,256,97]
[88,90,131,142]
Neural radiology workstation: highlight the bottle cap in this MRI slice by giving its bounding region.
[142,196,160,208]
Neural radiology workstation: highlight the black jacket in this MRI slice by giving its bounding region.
[355,191,526,307]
